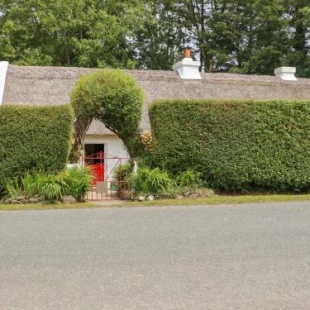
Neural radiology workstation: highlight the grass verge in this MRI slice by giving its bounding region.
[1,194,310,211]
[126,194,310,207]
[0,202,96,211]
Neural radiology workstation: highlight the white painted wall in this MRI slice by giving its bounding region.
[0,61,9,105]
[83,135,129,181]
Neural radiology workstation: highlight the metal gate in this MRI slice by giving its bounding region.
[83,152,130,200]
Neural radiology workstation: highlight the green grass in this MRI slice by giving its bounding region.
[126,194,310,207]
[1,194,310,211]
[0,202,94,211]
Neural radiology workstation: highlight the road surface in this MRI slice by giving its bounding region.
[1,202,310,309]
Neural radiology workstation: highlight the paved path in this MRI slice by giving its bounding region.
[1,202,310,309]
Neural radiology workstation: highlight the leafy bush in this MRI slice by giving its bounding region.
[4,167,93,202]
[131,167,175,195]
[65,166,93,202]
[113,162,133,185]
[149,99,310,192]
[21,173,40,198]
[112,162,134,199]
[0,105,73,193]
[39,174,69,201]
[5,178,23,199]
[176,170,202,189]
[70,69,144,160]
[5,172,47,199]
[5,172,69,201]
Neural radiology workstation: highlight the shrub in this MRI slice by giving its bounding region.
[5,173,42,200]
[149,99,310,192]
[113,162,133,187]
[131,167,175,195]
[113,162,133,184]
[4,172,69,201]
[70,69,144,160]
[0,105,73,193]
[65,166,93,202]
[5,178,23,199]
[176,170,202,189]
[39,174,69,201]
[21,172,40,198]
[4,167,93,202]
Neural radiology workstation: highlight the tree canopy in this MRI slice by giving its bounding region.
[0,0,144,68]
[1,0,310,76]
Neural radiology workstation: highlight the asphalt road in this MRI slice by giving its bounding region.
[1,202,310,309]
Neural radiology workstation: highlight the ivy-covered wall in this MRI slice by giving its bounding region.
[0,105,73,191]
[149,99,310,192]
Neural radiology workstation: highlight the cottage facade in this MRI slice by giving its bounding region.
[2,58,310,179]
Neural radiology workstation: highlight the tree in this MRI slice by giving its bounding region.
[282,0,310,77]
[1,0,310,77]
[168,0,287,74]
[70,69,144,161]
[0,0,145,68]
[212,0,287,74]
[169,0,214,72]
[136,0,188,70]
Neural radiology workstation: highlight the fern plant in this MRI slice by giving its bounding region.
[176,170,202,189]
[131,167,175,195]
[65,166,93,202]
[5,178,23,199]
[38,174,69,201]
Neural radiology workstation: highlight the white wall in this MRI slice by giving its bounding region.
[0,61,9,105]
[83,135,129,181]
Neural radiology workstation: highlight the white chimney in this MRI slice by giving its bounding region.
[173,49,201,80]
[0,61,8,105]
[274,67,297,81]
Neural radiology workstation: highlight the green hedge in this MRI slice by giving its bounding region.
[0,105,73,191]
[149,99,310,192]
[70,69,144,159]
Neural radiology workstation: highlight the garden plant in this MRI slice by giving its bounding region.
[3,167,93,204]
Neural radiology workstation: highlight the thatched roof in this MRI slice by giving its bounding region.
[3,64,310,135]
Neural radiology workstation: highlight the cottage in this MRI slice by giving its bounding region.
[1,53,310,180]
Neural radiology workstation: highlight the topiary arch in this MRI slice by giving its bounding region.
[70,69,144,162]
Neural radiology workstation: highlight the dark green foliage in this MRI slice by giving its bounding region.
[149,100,210,174]
[4,167,92,202]
[0,105,73,192]
[176,170,202,189]
[1,0,310,77]
[66,167,93,202]
[149,99,310,192]
[4,172,61,199]
[0,0,145,68]
[131,166,175,195]
[112,162,134,199]
[38,173,69,201]
[70,69,144,159]
[113,163,133,185]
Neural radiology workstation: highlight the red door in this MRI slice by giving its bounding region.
[89,163,104,184]
[84,144,105,185]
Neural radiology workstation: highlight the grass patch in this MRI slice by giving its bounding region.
[1,194,310,211]
[0,201,123,211]
[124,194,310,207]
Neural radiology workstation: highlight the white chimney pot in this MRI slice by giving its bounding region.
[274,67,297,81]
[173,54,201,80]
